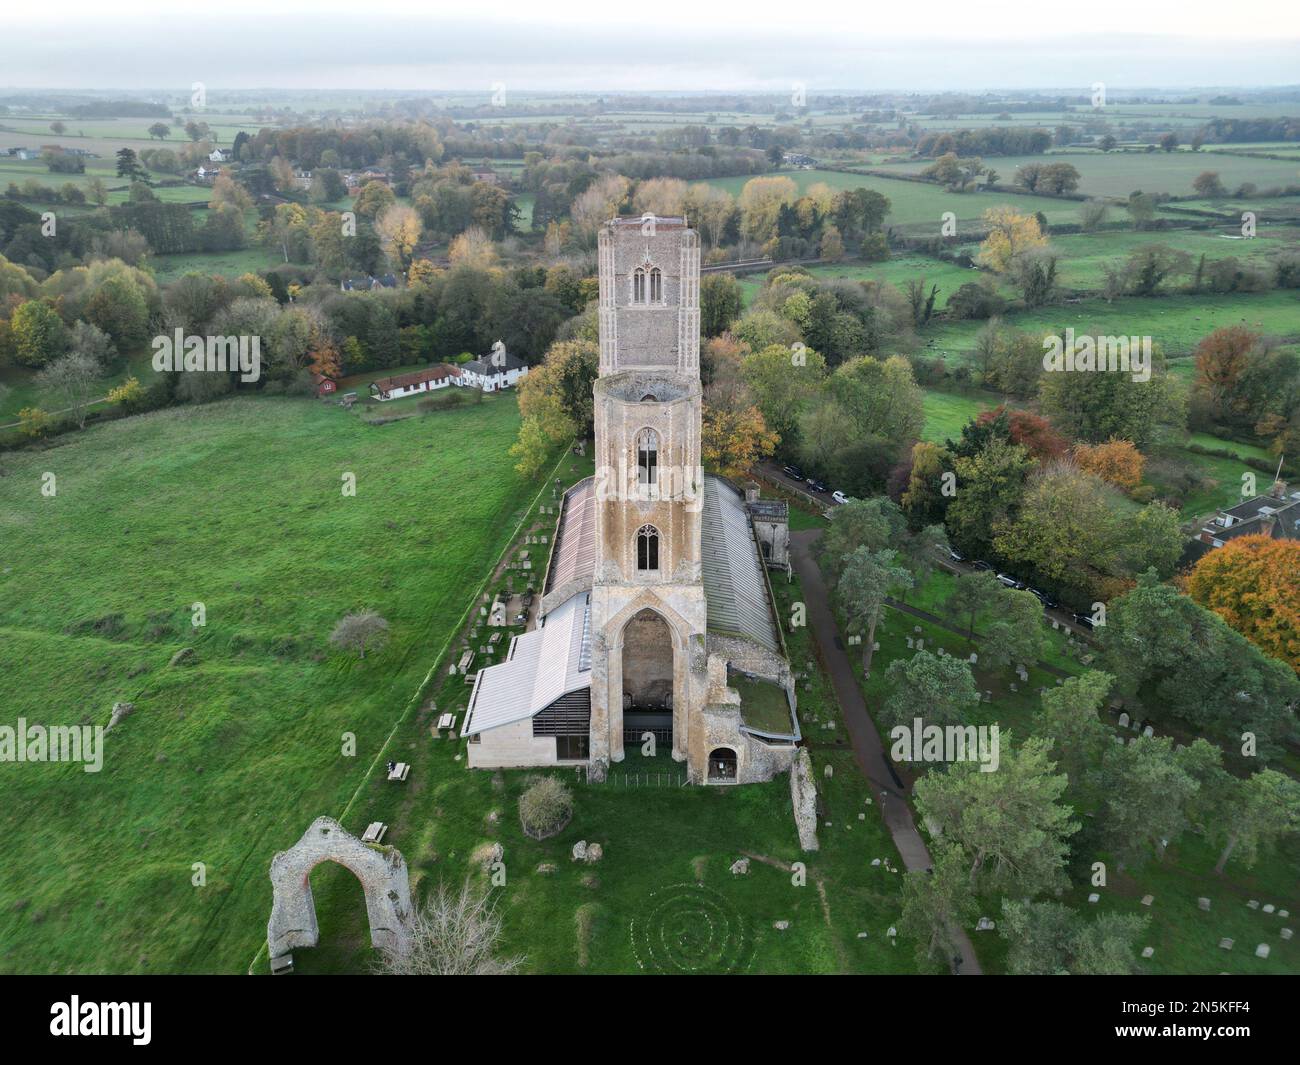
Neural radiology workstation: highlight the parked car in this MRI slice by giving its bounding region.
[971,560,994,572]
[1029,588,1059,610]
[831,490,849,505]
[1072,612,1097,631]
[782,464,805,481]
[996,573,1026,590]
[807,477,829,493]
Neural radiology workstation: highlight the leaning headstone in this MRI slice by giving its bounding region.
[1247,900,1260,909]
[1280,928,1293,941]
[871,858,882,866]
[1141,895,1154,906]
[1141,947,1154,958]
[1279,910,1290,918]
[1263,903,1275,914]
[1198,898,1212,912]
[1087,893,1100,903]
[1255,943,1270,959]
[1219,938,1234,950]
[730,858,750,876]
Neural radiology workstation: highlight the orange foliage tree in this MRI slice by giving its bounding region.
[1073,438,1145,492]
[1187,535,1300,672]
[976,405,1068,462]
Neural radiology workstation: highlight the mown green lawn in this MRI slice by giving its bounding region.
[0,394,541,973]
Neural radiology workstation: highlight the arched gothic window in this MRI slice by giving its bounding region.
[636,524,660,571]
[636,428,658,485]
[649,267,662,302]
[632,267,646,303]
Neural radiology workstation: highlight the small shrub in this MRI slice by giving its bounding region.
[518,775,574,840]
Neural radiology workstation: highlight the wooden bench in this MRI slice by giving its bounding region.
[361,821,387,843]
[387,762,410,782]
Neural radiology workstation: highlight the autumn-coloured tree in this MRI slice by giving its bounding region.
[509,339,599,477]
[1073,438,1146,492]
[975,406,1068,462]
[702,404,778,479]
[1187,536,1300,672]
[448,226,497,271]
[1193,326,1259,424]
[375,203,422,273]
[976,206,1048,273]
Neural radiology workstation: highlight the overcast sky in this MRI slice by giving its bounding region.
[4,1,1299,93]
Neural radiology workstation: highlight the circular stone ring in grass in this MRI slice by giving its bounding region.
[630,884,754,974]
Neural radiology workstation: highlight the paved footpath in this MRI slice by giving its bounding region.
[790,528,983,975]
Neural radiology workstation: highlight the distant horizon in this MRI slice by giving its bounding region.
[3,5,1298,94]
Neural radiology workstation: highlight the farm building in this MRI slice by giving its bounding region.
[313,373,337,398]
[368,365,461,401]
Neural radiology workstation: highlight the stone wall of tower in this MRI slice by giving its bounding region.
[591,376,702,587]
[597,221,699,376]
[589,217,707,775]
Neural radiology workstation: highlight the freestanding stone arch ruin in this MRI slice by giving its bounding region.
[267,816,413,958]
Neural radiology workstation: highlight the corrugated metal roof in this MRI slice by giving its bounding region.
[701,476,779,653]
[462,593,592,736]
[544,478,597,594]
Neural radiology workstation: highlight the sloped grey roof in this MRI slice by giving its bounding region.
[701,476,780,653]
[544,478,596,595]
[461,592,591,736]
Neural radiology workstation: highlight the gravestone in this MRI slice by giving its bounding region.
[1219,938,1233,950]
[1142,725,1154,738]
[1141,947,1154,958]
[1118,713,1130,728]
[1198,898,1211,912]
[1263,904,1275,914]
[1255,944,1270,959]
[1087,893,1100,903]
[1141,895,1154,906]
[1281,928,1293,941]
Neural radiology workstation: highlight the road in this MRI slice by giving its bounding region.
[790,527,983,975]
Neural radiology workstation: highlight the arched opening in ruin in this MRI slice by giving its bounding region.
[267,816,413,960]
[621,607,674,748]
[707,747,738,783]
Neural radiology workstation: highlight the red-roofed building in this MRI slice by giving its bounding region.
[368,365,462,401]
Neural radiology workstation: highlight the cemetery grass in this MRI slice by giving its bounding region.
[0,394,536,973]
[289,534,919,975]
[842,572,1300,975]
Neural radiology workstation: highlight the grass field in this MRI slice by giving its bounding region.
[921,387,999,442]
[922,290,1300,361]
[1045,227,1299,291]
[0,394,542,973]
[890,150,1300,199]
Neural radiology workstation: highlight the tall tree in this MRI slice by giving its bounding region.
[914,735,1079,894]
[837,546,913,674]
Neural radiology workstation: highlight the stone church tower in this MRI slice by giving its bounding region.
[588,216,707,776]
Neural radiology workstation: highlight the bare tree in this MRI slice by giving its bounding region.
[37,353,102,430]
[376,880,523,975]
[329,610,389,659]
